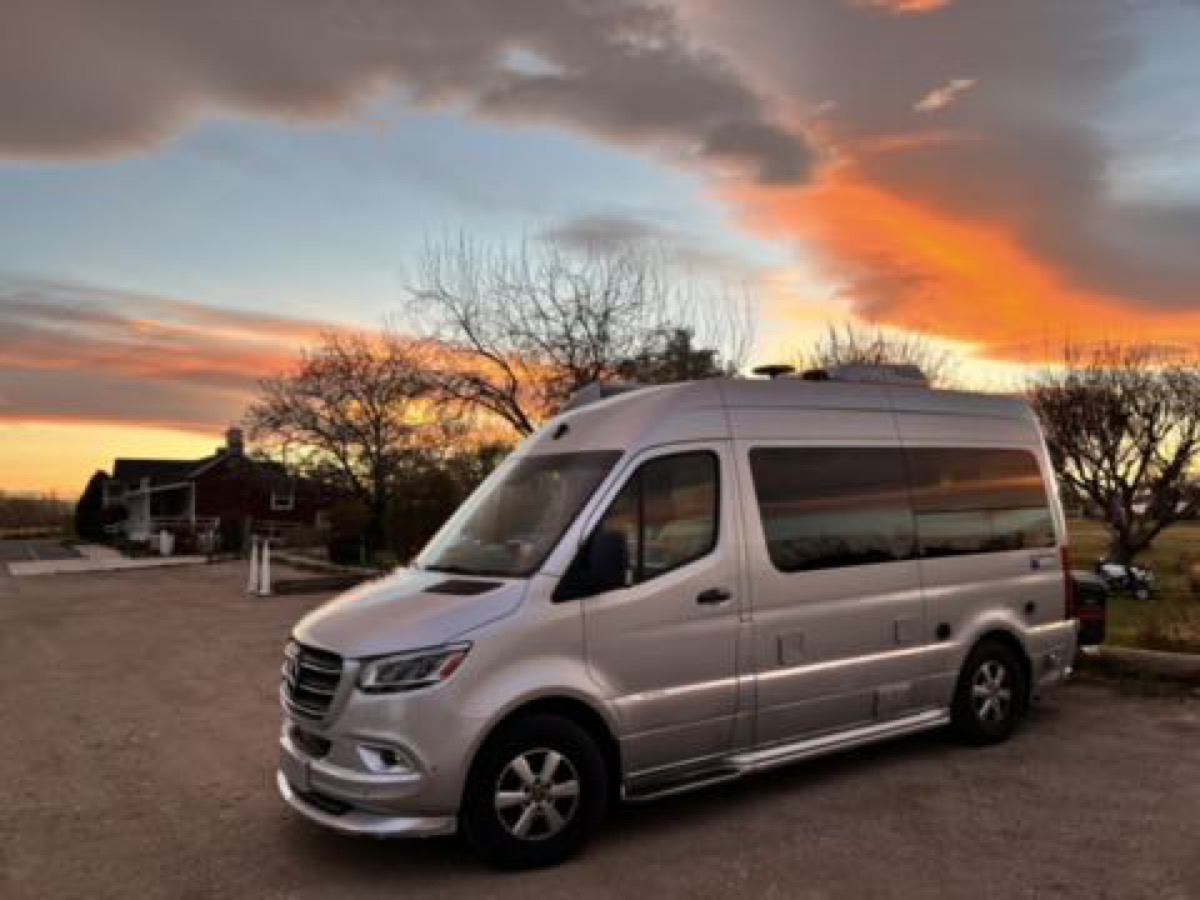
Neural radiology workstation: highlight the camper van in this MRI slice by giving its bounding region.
[278,368,1078,868]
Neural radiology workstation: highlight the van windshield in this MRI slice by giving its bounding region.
[416,450,623,578]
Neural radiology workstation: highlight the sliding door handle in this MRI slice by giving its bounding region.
[696,587,732,606]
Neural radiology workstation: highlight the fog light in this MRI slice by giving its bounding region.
[358,744,416,774]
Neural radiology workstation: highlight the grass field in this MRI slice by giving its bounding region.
[1067,518,1200,653]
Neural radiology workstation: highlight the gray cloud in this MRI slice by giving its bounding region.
[0,368,244,434]
[6,0,1197,333]
[543,213,760,278]
[0,0,813,185]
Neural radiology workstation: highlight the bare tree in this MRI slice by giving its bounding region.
[801,322,960,387]
[246,332,455,550]
[402,234,753,435]
[1029,344,1200,564]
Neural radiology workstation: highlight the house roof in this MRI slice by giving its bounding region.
[111,453,296,490]
[112,457,214,488]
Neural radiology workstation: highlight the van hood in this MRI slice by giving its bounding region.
[291,568,526,659]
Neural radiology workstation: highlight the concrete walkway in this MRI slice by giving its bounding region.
[6,544,208,577]
[0,538,80,565]
[1081,644,1200,684]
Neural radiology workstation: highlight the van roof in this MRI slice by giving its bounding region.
[561,377,1031,419]
[521,378,1037,457]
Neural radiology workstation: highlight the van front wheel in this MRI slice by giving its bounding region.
[951,640,1026,745]
[460,714,608,869]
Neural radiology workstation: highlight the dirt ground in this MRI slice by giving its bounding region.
[1,562,1198,900]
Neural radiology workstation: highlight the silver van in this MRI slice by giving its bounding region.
[278,368,1078,868]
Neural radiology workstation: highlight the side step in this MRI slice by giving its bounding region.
[623,766,740,803]
[729,708,949,773]
[622,708,949,803]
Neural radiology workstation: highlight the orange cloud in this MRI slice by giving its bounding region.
[0,280,366,441]
[853,0,954,15]
[729,168,1200,362]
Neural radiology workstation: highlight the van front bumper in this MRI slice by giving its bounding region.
[276,771,455,837]
[277,728,456,838]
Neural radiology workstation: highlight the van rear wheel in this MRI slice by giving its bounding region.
[460,714,608,869]
[951,640,1026,745]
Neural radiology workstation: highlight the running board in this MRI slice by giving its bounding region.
[623,766,741,803]
[729,708,950,773]
[622,709,949,803]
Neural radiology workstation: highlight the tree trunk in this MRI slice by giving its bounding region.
[365,491,388,560]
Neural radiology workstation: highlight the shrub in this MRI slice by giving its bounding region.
[327,499,370,566]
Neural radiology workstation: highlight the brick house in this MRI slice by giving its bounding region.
[102,427,333,548]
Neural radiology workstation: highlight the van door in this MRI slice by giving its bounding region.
[739,444,932,746]
[577,444,741,775]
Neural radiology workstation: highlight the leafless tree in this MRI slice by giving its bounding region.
[800,322,960,387]
[1029,343,1200,564]
[245,332,459,549]
[402,234,754,435]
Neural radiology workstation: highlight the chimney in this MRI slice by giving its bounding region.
[225,427,245,456]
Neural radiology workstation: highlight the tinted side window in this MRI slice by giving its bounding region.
[594,451,719,585]
[748,448,916,572]
[906,448,1055,558]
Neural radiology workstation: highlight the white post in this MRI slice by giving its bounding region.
[247,537,259,594]
[258,538,273,597]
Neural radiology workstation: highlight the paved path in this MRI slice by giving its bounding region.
[0,538,80,566]
[1,562,1197,900]
[3,541,208,576]
[6,552,209,576]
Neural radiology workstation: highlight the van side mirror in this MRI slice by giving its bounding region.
[586,530,630,594]
[553,529,630,602]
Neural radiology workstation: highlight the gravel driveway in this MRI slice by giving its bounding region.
[2,563,1197,900]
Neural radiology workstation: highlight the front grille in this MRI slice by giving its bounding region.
[282,640,343,720]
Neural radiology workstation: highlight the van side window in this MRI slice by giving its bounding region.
[596,451,719,584]
[906,448,1055,557]
[748,447,916,572]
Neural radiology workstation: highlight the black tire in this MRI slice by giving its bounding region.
[950,639,1027,745]
[460,714,609,870]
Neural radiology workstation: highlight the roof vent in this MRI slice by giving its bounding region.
[816,363,929,387]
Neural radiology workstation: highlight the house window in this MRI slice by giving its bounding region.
[270,482,296,512]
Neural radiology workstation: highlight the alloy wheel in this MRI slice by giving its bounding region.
[493,748,581,841]
[971,659,1013,723]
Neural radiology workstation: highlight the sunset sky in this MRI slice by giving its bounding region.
[3,0,1199,497]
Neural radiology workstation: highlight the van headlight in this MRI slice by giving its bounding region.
[357,643,471,694]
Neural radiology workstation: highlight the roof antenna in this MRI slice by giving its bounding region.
[752,364,796,380]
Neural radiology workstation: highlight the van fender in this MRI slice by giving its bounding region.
[940,608,1038,706]
[453,654,621,777]
[951,607,1032,664]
